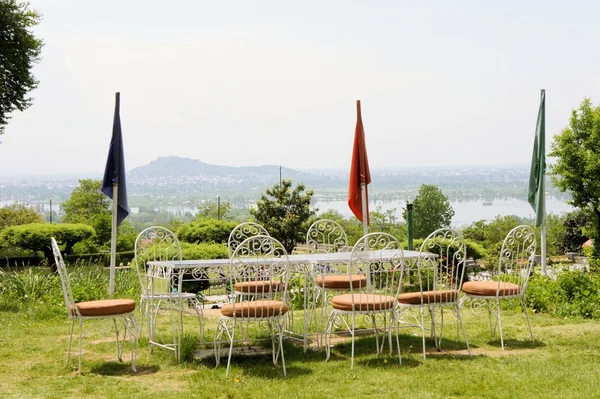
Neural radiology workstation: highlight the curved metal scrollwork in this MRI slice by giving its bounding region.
[306,219,349,254]
[228,222,270,256]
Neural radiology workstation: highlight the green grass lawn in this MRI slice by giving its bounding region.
[1,306,600,399]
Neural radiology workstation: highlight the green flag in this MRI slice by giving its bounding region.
[528,89,546,227]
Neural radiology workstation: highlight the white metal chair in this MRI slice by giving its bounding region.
[51,237,139,373]
[306,219,349,349]
[325,232,404,368]
[397,228,470,359]
[214,235,291,376]
[461,225,536,349]
[134,226,203,361]
[227,222,270,257]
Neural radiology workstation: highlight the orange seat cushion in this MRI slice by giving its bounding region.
[234,281,281,294]
[331,294,396,312]
[398,289,459,305]
[462,281,521,297]
[314,274,367,289]
[71,299,136,317]
[220,300,289,318]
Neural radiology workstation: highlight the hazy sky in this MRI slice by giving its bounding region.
[1,0,599,177]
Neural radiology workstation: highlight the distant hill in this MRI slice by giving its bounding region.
[129,156,311,179]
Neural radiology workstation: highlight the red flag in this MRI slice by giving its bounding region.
[348,100,371,224]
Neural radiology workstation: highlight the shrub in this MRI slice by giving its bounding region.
[0,223,95,265]
[177,219,237,244]
[526,269,600,319]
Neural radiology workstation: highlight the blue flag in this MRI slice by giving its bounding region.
[101,92,129,225]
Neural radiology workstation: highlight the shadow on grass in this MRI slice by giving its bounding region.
[485,337,545,350]
[324,334,476,366]
[91,362,160,376]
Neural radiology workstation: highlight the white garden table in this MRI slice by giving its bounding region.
[148,249,423,354]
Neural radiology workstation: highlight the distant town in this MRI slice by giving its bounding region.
[0,156,569,223]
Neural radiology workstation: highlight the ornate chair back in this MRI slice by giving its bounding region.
[306,219,348,254]
[229,235,290,314]
[51,237,79,318]
[134,226,182,296]
[228,222,270,257]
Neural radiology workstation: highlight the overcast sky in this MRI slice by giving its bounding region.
[1,0,599,177]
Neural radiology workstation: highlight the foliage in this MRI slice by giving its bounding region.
[62,179,111,224]
[408,237,486,261]
[177,218,237,244]
[313,209,363,246]
[251,179,316,253]
[0,223,94,264]
[179,242,228,260]
[527,269,600,319]
[402,184,454,239]
[369,205,407,241]
[0,203,44,231]
[555,209,590,254]
[0,0,43,136]
[544,213,565,257]
[196,200,232,220]
[462,215,524,268]
[549,98,600,258]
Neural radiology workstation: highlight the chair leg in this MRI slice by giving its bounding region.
[127,314,139,372]
[66,318,75,367]
[455,305,471,356]
[278,318,287,377]
[113,318,122,361]
[393,314,402,365]
[521,295,534,343]
[324,311,336,362]
[420,306,427,360]
[496,298,505,350]
[78,319,84,374]
[350,313,356,369]
[226,320,236,377]
[191,298,204,345]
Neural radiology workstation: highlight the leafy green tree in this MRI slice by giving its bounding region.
[0,0,43,136]
[550,98,600,256]
[62,179,111,224]
[195,200,232,220]
[369,205,407,241]
[0,223,94,265]
[403,184,454,239]
[555,209,590,254]
[251,179,316,253]
[0,203,43,231]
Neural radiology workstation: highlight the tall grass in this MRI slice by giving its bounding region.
[0,262,141,316]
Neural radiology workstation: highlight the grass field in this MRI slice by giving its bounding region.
[1,304,599,399]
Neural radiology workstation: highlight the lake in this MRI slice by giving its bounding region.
[314,198,573,227]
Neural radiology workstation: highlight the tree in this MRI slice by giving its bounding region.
[0,202,43,231]
[195,200,232,220]
[369,205,407,241]
[403,184,454,239]
[0,0,43,136]
[251,179,316,253]
[555,209,590,254]
[62,179,111,224]
[549,98,600,256]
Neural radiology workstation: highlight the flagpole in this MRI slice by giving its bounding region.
[109,183,118,295]
[361,183,368,237]
[541,175,547,274]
